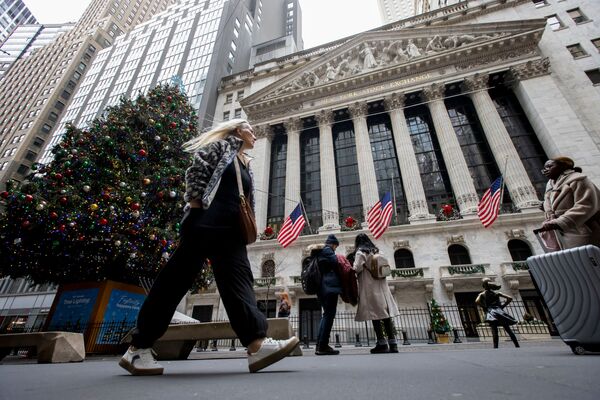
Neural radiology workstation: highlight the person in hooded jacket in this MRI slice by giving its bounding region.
[352,233,400,354]
[539,156,600,249]
[309,234,342,355]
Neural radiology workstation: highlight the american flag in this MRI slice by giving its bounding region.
[277,203,306,248]
[477,177,503,228]
[367,192,393,239]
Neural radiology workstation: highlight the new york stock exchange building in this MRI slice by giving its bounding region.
[186,0,600,342]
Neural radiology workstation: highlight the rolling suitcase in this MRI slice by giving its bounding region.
[527,244,600,355]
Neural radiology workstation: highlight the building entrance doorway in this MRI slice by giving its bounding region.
[454,292,482,338]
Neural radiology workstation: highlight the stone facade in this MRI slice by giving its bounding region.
[187,0,600,322]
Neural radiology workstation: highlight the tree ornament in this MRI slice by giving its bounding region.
[83,185,91,192]
[115,240,122,246]
[160,239,168,247]
[99,218,108,226]
[138,149,147,157]
[169,191,177,198]
[149,234,156,240]
[119,181,127,188]
[36,203,45,211]
[25,194,34,203]
[143,178,151,185]
[132,210,140,218]
[154,136,161,142]
[149,118,155,125]
[141,192,147,198]
[50,211,59,219]
[130,202,140,211]
[125,196,132,203]
[54,173,63,180]
[442,204,453,215]
[90,203,99,211]
[169,122,177,129]
[59,197,68,205]
[59,224,67,232]
[0,191,9,199]
[21,220,31,229]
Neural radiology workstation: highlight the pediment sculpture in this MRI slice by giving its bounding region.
[269,33,499,98]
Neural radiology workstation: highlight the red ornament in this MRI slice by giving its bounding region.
[102,192,111,201]
[264,226,274,236]
[54,173,63,180]
[50,211,58,219]
[167,96,172,101]
[169,122,177,129]
[130,203,140,211]
[138,149,147,157]
[0,191,9,198]
[59,197,68,205]
[160,239,168,247]
[64,169,73,177]
[59,224,66,232]
[442,204,453,215]
[25,194,34,203]
[345,216,356,228]
[157,191,164,199]
[99,218,108,226]
[21,220,31,228]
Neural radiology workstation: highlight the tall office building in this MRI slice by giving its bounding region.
[40,0,303,164]
[0,0,37,43]
[378,0,463,23]
[0,23,75,79]
[0,0,177,186]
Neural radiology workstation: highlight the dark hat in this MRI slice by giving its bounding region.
[325,234,339,246]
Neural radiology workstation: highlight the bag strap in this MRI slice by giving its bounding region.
[233,155,245,202]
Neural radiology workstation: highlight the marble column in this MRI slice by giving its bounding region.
[422,83,479,215]
[284,118,302,217]
[348,101,380,222]
[251,124,273,231]
[316,110,340,231]
[463,74,540,209]
[509,58,600,187]
[384,93,435,222]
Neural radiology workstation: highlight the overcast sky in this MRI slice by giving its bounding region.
[22,0,383,48]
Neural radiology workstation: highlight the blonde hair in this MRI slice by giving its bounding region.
[182,118,249,153]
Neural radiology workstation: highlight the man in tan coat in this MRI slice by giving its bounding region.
[540,157,600,249]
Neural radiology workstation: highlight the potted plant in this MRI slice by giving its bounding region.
[430,299,452,343]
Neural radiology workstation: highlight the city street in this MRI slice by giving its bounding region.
[1,341,599,400]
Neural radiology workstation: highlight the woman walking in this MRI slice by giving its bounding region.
[352,233,399,353]
[475,278,520,349]
[119,119,298,375]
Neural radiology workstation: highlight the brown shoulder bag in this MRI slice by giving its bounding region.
[234,156,257,244]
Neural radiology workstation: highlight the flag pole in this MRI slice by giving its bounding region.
[390,172,398,225]
[497,155,509,215]
[299,198,313,235]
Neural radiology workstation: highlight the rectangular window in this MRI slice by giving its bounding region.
[585,69,600,85]
[32,137,44,147]
[41,124,52,133]
[25,150,37,161]
[567,8,589,24]
[61,90,71,99]
[78,62,87,71]
[48,112,59,122]
[532,0,547,7]
[234,108,242,119]
[567,43,588,58]
[546,15,564,31]
[591,38,600,52]
[230,41,237,52]
[237,90,244,101]
[55,101,65,111]
[223,111,230,121]
[225,94,233,104]
[17,164,29,175]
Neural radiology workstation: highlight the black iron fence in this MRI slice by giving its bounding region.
[1,301,554,356]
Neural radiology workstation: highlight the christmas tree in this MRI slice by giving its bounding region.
[430,299,451,334]
[0,84,212,287]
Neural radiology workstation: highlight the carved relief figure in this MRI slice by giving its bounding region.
[336,57,352,78]
[425,35,445,53]
[406,39,421,58]
[325,62,337,81]
[360,43,378,70]
[381,40,409,65]
[443,34,493,49]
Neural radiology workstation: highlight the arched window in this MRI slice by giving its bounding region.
[261,260,275,277]
[507,239,533,261]
[448,244,471,265]
[394,249,415,269]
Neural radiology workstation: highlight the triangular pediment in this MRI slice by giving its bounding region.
[243,19,546,110]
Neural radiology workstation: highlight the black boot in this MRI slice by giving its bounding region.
[316,345,339,355]
[388,343,398,353]
[370,343,389,354]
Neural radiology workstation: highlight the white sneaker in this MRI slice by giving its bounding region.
[248,336,299,373]
[119,346,164,376]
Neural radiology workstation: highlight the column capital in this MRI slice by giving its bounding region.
[383,92,405,111]
[422,83,445,102]
[348,102,368,119]
[463,73,489,92]
[283,118,301,135]
[508,58,550,82]
[254,124,273,140]
[315,109,334,126]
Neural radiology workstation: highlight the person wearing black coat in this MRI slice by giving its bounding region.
[476,278,520,349]
[313,234,342,355]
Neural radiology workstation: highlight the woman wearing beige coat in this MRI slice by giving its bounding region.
[540,157,600,249]
[352,233,400,353]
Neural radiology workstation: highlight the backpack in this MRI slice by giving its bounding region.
[301,256,321,295]
[369,252,391,280]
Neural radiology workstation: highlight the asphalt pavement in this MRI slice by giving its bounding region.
[1,340,599,400]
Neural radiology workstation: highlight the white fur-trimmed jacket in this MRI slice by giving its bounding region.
[184,135,254,211]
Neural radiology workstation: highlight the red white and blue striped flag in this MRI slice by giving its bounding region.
[477,177,503,228]
[277,203,306,248]
[367,192,393,239]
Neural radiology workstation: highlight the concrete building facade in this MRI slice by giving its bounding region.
[0,0,36,43]
[378,0,465,23]
[186,0,600,340]
[0,0,177,186]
